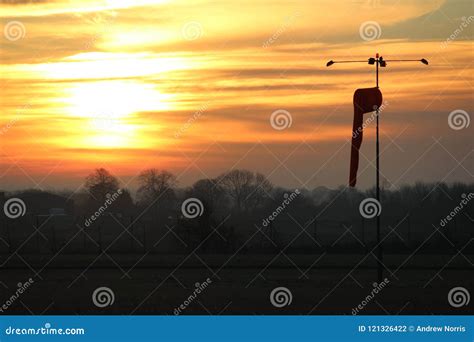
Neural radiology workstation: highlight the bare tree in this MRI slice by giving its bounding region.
[137,169,177,206]
[84,168,120,203]
[217,169,272,211]
[189,178,226,215]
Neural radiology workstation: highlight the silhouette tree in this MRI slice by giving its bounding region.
[84,168,120,203]
[217,169,272,211]
[114,189,135,216]
[137,168,177,207]
[189,178,226,216]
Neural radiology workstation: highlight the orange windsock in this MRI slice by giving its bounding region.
[350,87,383,187]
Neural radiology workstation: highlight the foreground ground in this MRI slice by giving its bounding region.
[0,253,472,315]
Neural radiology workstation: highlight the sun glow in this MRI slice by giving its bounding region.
[67,80,172,118]
[37,53,189,80]
[65,80,171,148]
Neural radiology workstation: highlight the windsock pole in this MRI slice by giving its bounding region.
[375,53,382,282]
[326,54,428,282]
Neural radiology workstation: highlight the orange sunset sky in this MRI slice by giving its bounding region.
[1,0,473,191]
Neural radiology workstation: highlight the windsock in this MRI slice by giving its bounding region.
[350,87,383,187]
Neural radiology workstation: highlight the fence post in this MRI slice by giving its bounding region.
[6,221,12,254]
[98,221,102,253]
[51,224,57,253]
[142,222,147,253]
[82,216,87,252]
[313,219,317,240]
[129,215,134,253]
[35,215,40,253]
[407,214,411,247]
[361,217,366,252]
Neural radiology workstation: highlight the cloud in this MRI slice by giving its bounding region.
[382,0,474,40]
[1,0,51,4]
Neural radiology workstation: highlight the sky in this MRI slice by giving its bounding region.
[1,0,473,191]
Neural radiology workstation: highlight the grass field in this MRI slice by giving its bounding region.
[1,253,472,315]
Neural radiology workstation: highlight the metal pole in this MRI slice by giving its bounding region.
[326,54,428,282]
[375,55,382,282]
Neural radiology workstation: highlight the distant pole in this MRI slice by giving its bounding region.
[326,54,428,282]
[35,215,40,253]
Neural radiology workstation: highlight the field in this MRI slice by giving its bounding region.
[1,253,472,315]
